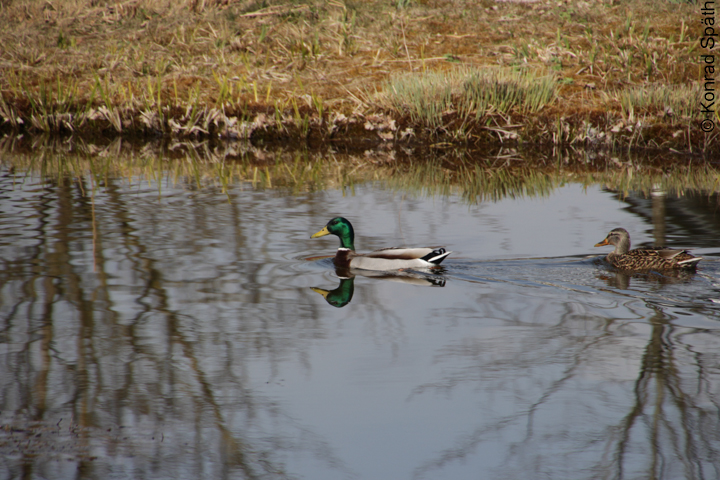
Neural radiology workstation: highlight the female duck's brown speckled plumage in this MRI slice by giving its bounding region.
[594,227,702,271]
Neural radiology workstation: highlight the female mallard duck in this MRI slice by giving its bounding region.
[311,217,451,271]
[594,227,702,271]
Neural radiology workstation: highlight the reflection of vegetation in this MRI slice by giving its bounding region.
[3,138,720,205]
[410,291,720,480]
[611,307,716,480]
[0,165,348,478]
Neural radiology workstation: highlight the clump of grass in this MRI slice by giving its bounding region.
[380,66,557,133]
[614,83,700,120]
[382,70,454,129]
[461,68,557,116]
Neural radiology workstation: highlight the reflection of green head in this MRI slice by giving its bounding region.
[311,277,355,308]
[311,217,356,250]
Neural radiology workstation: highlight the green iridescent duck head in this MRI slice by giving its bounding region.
[311,217,356,250]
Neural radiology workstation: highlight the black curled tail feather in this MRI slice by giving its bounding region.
[421,248,451,265]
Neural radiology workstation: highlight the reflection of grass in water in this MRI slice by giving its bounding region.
[3,141,720,202]
[378,154,720,203]
[384,159,559,203]
[11,145,359,195]
[579,164,720,198]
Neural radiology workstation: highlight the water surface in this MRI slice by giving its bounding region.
[1,151,720,480]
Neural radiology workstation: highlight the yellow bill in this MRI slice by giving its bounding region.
[310,287,330,299]
[311,226,330,238]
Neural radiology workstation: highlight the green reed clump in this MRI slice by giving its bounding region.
[460,68,557,117]
[382,70,454,129]
[616,83,699,120]
[19,77,88,133]
[381,67,557,133]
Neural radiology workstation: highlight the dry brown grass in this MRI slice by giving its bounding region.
[0,0,712,151]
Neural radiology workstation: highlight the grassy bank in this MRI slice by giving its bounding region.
[0,0,713,152]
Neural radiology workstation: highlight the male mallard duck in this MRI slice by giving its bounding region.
[594,227,702,271]
[311,217,451,271]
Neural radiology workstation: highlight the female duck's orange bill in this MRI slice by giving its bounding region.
[594,238,610,247]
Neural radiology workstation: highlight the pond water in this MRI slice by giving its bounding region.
[1,148,720,480]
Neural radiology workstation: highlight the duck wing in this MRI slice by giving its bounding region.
[614,247,702,270]
[348,247,451,271]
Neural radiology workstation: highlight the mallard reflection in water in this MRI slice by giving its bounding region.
[596,269,696,290]
[594,227,702,272]
[311,217,451,271]
[311,276,355,308]
[311,269,446,308]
